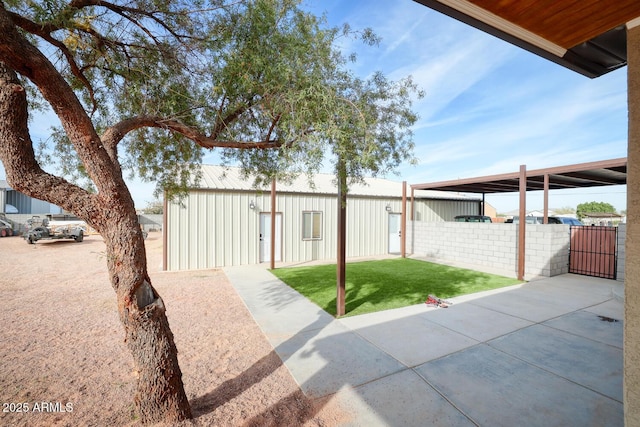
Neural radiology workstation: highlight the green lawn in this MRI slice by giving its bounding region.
[271,258,522,317]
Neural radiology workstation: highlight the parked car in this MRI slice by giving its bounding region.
[555,217,584,226]
[510,216,583,225]
[0,218,13,237]
[454,215,492,223]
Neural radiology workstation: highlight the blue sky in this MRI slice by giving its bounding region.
[4,0,629,214]
[299,0,628,214]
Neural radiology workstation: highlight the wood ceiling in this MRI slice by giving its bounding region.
[413,0,640,77]
[468,0,640,48]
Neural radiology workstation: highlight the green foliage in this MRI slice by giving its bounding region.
[272,258,520,317]
[576,201,617,220]
[9,0,423,199]
[141,200,164,215]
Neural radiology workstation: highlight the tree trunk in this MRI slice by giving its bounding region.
[0,62,192,423]
[103,217,192,423]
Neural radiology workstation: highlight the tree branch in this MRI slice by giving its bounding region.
[69,0,204,46]
[0,60,100,228]
[0,3,128,202]
[8,11,97,109]
[102,116,285,150]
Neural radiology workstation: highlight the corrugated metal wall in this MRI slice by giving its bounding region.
[166,190,480,271]
[4,190,61,214]
[6,190,33,214]
[413,199,480,221]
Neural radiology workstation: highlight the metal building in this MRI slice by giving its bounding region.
[0,179,62,214]
[164,165,481,271]
[0,180,6,214]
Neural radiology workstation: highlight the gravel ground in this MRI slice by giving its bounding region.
[0,233,348,426]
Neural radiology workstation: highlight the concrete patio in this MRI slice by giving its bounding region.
[223,266,623,426]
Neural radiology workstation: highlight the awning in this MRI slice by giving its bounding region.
[412,0,640,78]
[410,158,626,281]
[412,158,627,193]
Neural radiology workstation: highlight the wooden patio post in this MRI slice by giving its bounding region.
[336,159,346,317]
[543,174,549,224]
[401,181,407,258]
[517,165,526,281]
[270,178,276,270]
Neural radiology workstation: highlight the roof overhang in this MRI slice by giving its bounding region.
[583,212,623,218]
[413,0,640,78]
[411,158,627,194]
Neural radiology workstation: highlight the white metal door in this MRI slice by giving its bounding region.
[259,213,282,263]
[388,213,401,254]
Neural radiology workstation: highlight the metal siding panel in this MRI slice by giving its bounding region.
[282,194,299,262]
[207,193,217,267]
[205,192,216,268]
[167,195,189,271]
[178,196,189,270]
[240,193,249,265]
[7,191,31,214]
[347,197,372,257]
[196,192,205,268]
[167,187,483,271]
[190,192,201,269]
[413,199,478,222]
[321,195,330,260]
[214,192,226,267]
[225,192,234,266]
[166,201,175,270]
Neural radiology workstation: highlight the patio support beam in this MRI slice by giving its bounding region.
[336,159,347,317]
[625,21,640,426]
[543,173,549,224]
[270,178,276,270]
[518,165,526,281]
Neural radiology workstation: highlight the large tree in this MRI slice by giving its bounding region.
[0,0,421,423]
[576,201,617,220]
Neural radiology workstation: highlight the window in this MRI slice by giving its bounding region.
[302,211,322,240]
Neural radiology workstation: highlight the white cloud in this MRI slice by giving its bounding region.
[5,0,630,213]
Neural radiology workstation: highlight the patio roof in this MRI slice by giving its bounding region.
[411,158,627,194]
[410,158,627,282]
[412,0,640,78]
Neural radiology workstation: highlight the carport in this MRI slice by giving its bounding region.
[410,1,640,422]
[411,158,627,280]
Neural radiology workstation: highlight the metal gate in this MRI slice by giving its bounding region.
[569,226,617,279]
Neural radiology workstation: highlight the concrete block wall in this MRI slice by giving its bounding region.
[618,223,626,282]
[525,224,570,277]
[409,222,570,279]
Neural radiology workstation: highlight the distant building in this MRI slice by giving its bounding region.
[0,180,62,214]
[503,209,552,219]
[581,212,624,226]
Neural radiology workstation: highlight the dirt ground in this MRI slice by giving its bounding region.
[0,233,349,426]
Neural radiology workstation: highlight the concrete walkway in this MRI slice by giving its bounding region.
[223,265,623,427]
